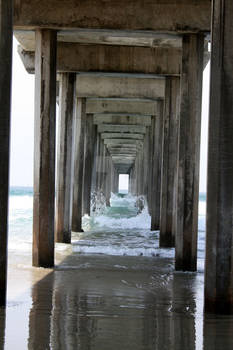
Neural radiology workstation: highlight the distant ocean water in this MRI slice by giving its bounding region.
[8,187,206,271]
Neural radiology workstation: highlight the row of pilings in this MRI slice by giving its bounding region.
[0,0,233,314]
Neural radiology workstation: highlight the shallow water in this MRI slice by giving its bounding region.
[1,188,233,349]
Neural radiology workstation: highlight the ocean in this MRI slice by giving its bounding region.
[8,187,206,265]
[4,187,233,350]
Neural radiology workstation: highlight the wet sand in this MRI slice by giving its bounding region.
[1,249,233,350]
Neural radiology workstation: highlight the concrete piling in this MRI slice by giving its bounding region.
[175,34,204,271]
[0,0,13,306]
[72,98,86,232]
[205,0,233,314]
[151,102,163,231]
[33,29,57,268]
[55,73,75,243]
[160,77,180,247]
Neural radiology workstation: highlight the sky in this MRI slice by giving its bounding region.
[10,38,210,192]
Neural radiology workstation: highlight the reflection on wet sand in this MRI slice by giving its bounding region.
[203,314,233,350]
[171,273,196,350]
[2,253,233,349]
[28,272,54,350]
[27,255,198,350]
[0,308,6,350]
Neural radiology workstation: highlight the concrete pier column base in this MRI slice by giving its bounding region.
[0,0,13,305]
[83,114,95,216]
[205,0,233,314]
[33,29,57,268]
[160,77,180,247]
[55,73,75,243]
[151,103,163,230]
[72,98,86,232]
[175,34,204,271]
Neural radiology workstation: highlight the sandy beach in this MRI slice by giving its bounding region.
[2,191,233,349]
[0,246,232,350]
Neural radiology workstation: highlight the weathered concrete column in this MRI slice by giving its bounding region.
[72,98,86,232]
[0,0,13,306]
[147,127,152,215]
[136,150,144,196]
[99,141,106,193]
[33,29,57,268]
[83,114,95,216]
[175,34,204,271]
[205,0,233,314]
[135,154,140,196]
[105,152,111,206]
[151,103,163,230]
[91,125,98,193]
[160,77,180,247]
[111,162,118,194]
[142,128,149,202]
[55,73,75,243]
[129,165,135,195]
[93,132,101,192]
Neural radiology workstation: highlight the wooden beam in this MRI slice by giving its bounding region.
[101,133,144,140]
[13,0,210,32]
[18,43,181,75]
[87,98,157,115]
[15,29,182,50]
[93,114,151,126]
[98,124,146,134]
[76,75,165,99]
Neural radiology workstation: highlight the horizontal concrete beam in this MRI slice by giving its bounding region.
[98,124,146,134]
[93,114,152,126]
[107,148,137,153]
[15,29,182,50]
[104,139,143,146]
[107,145,139,151]
[112,156,135,161]
[111,154,136,158]
[110,154,137,158]
[17,43,181,75]
[87,98,157,115]
[13,1,210,32]
[112,159,135,164]
[76,75,165,99]
[101,133,144,140]
[108,151,137,156]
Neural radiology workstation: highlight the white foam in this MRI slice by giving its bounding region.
[7,191,207,261]
[94,208,151,230]
[198,200,206,216]
[9,195,33,211]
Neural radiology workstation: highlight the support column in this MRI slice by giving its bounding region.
[129,166,135,195]
[55,73,75,243]
[0,0,13,306]
[72,98,86,232]
[105,152,111,206]
[91,125,98,194]
[94,133,101,192]
[111,162,117,194]
[175,34,204,271]
[205,0,233,314]
[33,29,57,268]
[160,77,180,247]
[114,168,119,194]
[151,103,163,230]
[143,128,150,201]
[99,141,106,194]
[83,114,95,216]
